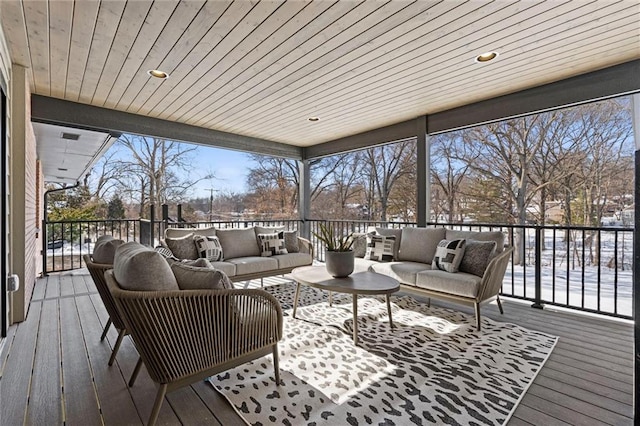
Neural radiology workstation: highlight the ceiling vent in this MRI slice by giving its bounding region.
[61,132,80,140]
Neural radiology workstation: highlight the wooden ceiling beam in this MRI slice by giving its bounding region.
[30,95,302,159]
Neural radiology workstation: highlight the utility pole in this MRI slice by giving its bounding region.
[207,188,218,222]
[208,188,214,222]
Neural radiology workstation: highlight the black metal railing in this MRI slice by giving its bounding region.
[42,218,300,274]
[307,219,633,319]
[43,216,633,319]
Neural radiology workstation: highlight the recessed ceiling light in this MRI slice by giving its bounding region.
[58,168,68,171]
[147,69,169,79]
[308,117,320,122]
[474,51,499,63]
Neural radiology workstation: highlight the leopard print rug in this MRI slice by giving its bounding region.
[208,283,557,426]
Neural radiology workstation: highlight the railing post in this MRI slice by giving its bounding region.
[177,204,183,222]
[531,226,544,309]
[41,219,48,276]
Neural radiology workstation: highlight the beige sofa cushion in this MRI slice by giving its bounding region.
[416,269,482,298]
[445,230,505,253]
[227,257,278,276]
[216,228,261,259]
[170,262,233,290]
[114,242,179,291]
[92,237,124,264]
[166,227,216,239]
[353,257,379,273]
[272,253,312,269]
[398,227,445,264]
[369,261,429,285]
[209,261,237,277]
[165,233,199,260]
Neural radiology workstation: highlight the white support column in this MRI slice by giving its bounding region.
[298,159,311,239]
[416,116,430,227]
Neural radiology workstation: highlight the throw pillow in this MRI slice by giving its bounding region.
[92,238,125,264]
[365,234,396,262]
[193,235,224,261]
[170,262,233,290]
[459,240,497,277]
[282,230,300,253]
[257,233,288,257]
[432,239,466,273]
[375,228,403,259]
[113,242,179,291]
[164,233,199,260]
[351,233,368,258]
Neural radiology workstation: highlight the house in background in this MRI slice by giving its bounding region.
[0,0,638,418]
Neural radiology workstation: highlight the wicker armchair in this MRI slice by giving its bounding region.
[104,270,283,426]
[83,254,129,365]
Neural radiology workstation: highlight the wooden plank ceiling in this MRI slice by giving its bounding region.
[1,0,639,148]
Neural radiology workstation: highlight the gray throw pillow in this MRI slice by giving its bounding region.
[459,240,497,277]
[282,230,299,253]
[351,233,368,258]
[92,238,124,264]
[113,242,179,291]
[164,233,199,260]
[432,239,466,273]
[170,262,233,290]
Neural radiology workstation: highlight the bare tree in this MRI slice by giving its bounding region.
[96,135,212,218]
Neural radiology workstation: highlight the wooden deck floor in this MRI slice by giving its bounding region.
[0,272,634,425]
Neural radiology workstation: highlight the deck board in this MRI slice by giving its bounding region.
[0,272,633,425]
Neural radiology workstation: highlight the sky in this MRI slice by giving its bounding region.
[189,145,255,197]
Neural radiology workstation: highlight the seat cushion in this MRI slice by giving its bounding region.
[164,233,199,260]
[227,257,278,276]
[398,227,445,264]
[273,253,312,269]
[209,261,237,277]
[459,240,497,277]
[113,242,179,291]
[170,262,233,290]
[445,230,505,253]
[353,257,379,273]
[92,237,124,264]
[416,270,482,298]
[216,228,261,259]
[369,261,429,285]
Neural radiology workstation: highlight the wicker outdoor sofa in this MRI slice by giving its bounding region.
[161,226,313,282]
[352,227,513,330]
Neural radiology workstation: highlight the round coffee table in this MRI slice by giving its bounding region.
[290,266,400,345]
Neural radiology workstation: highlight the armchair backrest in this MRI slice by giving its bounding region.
[83,254,127,331]
[104,270,283,384]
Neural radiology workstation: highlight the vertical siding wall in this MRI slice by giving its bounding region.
[23,85,37,311]
[8,65,38,323]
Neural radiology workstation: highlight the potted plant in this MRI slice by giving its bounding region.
[313,223,355,277]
